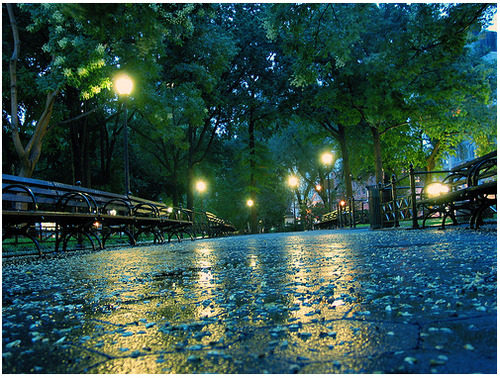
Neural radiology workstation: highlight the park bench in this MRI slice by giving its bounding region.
[417,151,496,229]
[205,212,237,238]
[127,195,193,243]
[2,174,193,257]
[375,150,496,229]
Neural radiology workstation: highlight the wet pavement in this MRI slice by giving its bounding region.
[2,227,497,374]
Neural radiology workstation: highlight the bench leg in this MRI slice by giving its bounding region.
[102,227,136,248]
[470,199,495,229]
[134,228,164,244]
[60,230,98,252]
[3,227,43,257]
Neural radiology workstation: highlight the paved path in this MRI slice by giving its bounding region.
[2,227,497,374]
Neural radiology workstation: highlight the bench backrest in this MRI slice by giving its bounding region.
[3,174,98,213]
[2,174,189,221]
[440,151,496,191]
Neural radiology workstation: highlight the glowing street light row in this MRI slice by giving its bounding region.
[195,180,255,209]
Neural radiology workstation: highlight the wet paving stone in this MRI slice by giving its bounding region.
[2,227,497,373]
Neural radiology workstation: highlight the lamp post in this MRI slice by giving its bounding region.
[115,74,133,195]
[246,198,254,233]
[196,180,207,210]
[321,152,333,212]
[288,175,299,228]
[339,199,346,227]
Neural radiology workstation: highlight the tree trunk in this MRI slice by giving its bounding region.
[172,156,180,207]
[248,108,259,234]
[370,125,384,184]
[96,118,117,187]
[425,140,442,184]
[17,91,59,178]
[67,89,92,187]
[70,118,91,187]
[8,3,59,179]
[187,163,195,211]
[186,124,195,210]
[294,188,306,231]
[321,121,353,201]
[338,124,353,199]
[426,141,441,172]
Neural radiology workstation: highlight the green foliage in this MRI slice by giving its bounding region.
[266,3,496,179]
[2,3,496,228]
[269,117,334,181]
[19,4,112,97]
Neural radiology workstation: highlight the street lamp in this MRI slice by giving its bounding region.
[338,200,346,227]
[288,175,299,188]
[288,175,299,227]
[196,180,207,210]
[246,199,254,207]
[321,152,334,212]
[115,74,133,195]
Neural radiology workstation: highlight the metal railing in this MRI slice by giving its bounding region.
[316,197,369,229]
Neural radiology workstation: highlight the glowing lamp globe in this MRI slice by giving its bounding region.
[115,75,133,95]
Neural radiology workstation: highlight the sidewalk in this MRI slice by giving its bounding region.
[2,226,497,374]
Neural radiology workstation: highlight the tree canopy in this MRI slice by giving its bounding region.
[3,3,496,230]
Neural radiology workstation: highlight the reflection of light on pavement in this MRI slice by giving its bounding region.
[191,246,223,321]
[331,299,345,307]
[198,306,216,319]
[249,254,257,267]
[193,248,215,286]
[196,247,212,255]
[197,267,213,285]
[278,236,363,327]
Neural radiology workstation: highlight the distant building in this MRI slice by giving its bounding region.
[442,142,477,170]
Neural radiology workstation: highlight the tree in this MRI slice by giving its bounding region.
[265,3,370,193]
[6,4,61,178]
[222,3,291,233]
[3,3,199,183]
[133,4,237,207]
[268,117,336,209]
[266,3,496,184]
[407,28,497,172]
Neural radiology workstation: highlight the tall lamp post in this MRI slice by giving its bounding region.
[288,175,299,228]
[246,198,254,233]
[321,152,333,212]
[196,180,207,210]
[115,74,133,195]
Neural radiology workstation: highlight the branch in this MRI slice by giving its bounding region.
[427,139,441,165]
[195,111,220,165]
[193,106,219,154]
[313,4,332,48]
[130,113,158,144]
[380,120,410,136]
[319,119,340,140]
[7,3,28,167]
[49,100,117,130]
[452,4,489,37]
[26,88,59,156]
